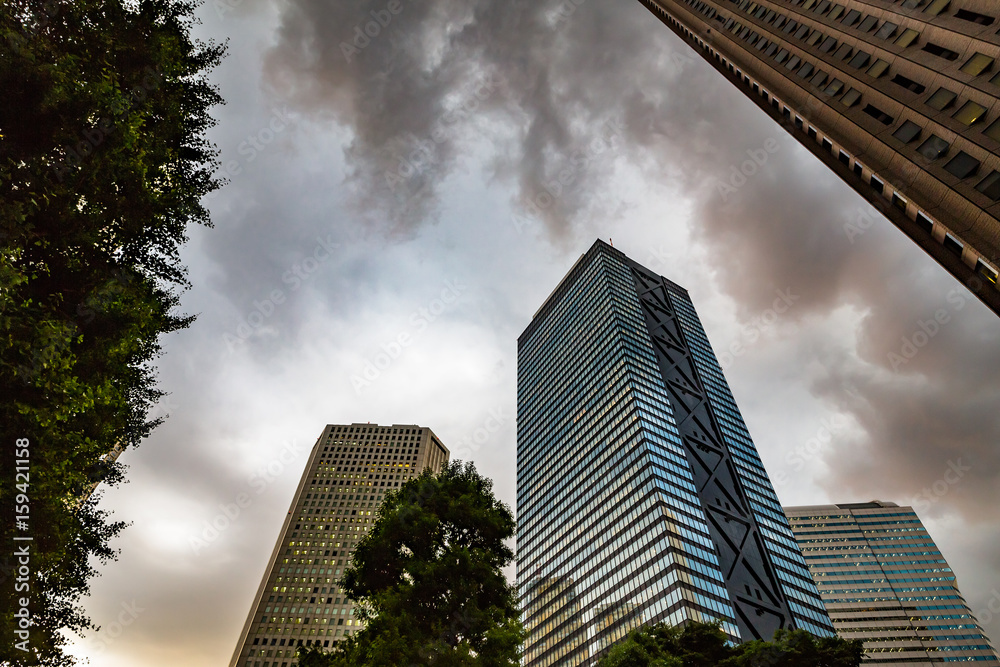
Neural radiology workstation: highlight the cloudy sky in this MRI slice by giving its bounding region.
[66,0,1000,663]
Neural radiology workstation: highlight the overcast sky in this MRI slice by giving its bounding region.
[66,0,1000,664]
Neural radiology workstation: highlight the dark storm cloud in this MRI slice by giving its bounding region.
[260,0,888,314]
[263,0,690,235]
[808,291,1000,522]
[263,0,1000,644]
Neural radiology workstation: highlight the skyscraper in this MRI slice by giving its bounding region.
[229,423,449,667]
[639,0,1000,316]
[786,501,1000,665]
[516,239,833,666]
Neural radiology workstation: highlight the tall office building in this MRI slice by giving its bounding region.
[516,240,834,666]
[639,0,1000,316]
[786,501,1000,665]
[229,423,449,667]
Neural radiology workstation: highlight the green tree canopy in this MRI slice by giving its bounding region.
[0,1,223,664]
[298,461,524,666]
[598,621,864,667]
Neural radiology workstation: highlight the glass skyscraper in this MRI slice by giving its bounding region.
[516,239,833,666]
[787,501,1000,665]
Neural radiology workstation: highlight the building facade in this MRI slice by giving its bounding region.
[516,239,834,666]
[786,501,1000,665]
[229,423,449,667]
[639,0,1000,316]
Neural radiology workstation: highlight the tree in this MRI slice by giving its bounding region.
[0,1,223,664]
[298,462,524,666]
[598,621,864,667]
[728,628,866,667]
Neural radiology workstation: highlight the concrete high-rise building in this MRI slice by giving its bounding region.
[229,423,449,667]
[516,240,834,666]
[639,0,1000,316]
[786,501,1000,665]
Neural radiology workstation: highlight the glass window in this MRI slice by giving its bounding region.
[834,43,854,60]
[976,171,1000,199]
[811,69,828,87]
[895,29,920,48]
[785,55,802,70]
[858,15,878,32]
[944,151,980,179]
[849,51,871,68]
[820,36,838,52]
[924,0,950,16]
[925,88,957,111]
[774,48,790,63]
[923,43,959,60]
[797,62,815,79]
[828,4,845,20]
[842,9,861,25]
[917,135,950,160]
[892,74,925,94]
[961,53,994,77]
[893,120,922,143]
[824,78,844,96]
[954,9,995,26]
[984,118,1000,142]
[944,235,964,256]
[952,101,987,126]
[977,259,998,284]
[841,88,862,107]
[863,104,893,124]
[916,212,934,232]
[875,22,898,40]
[808,31,824,46]
[867,59,890,78]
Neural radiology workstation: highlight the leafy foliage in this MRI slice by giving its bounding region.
[0,1,223,663]
[598,621,864,667]
[297,461,524,666]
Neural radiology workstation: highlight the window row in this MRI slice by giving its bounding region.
[729,0,1000,92]
[786,0,995,41]
[719,1,999,282]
